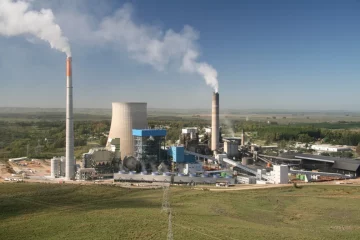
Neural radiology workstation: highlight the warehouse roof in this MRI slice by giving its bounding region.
[333,159,360,172]
[295,154,360,172]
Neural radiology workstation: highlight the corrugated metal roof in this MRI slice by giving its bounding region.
[295,154,337,163]
[295,154,360,172]
[333,159,360,172]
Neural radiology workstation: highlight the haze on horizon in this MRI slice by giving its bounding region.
[1,0,360,111]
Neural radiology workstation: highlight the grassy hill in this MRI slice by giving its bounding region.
[0,183,360,240]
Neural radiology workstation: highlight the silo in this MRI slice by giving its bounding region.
[107,102,147,159]
[51,158,60,178]
[60,157,66,176]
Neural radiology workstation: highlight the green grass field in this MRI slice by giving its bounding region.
[1,183,360,240]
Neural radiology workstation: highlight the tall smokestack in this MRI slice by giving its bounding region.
[211,92,219,153]
[65,57,74,180]
[241,129,245,146]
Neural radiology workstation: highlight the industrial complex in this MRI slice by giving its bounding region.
[6,57,360,187]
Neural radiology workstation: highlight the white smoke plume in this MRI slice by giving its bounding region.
[223,118,235,137]
[0,0,71,56]
[93,4,219,92]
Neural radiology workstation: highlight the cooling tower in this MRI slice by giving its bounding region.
[211,92,219,152]
[107,102,147,159]
[65,57,75,180]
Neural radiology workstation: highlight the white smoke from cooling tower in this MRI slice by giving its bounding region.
[0,0,71,56]
[107,103,148,159]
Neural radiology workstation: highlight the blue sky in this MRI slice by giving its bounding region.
[1,0,360,110]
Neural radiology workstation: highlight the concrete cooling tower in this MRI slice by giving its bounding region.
[107,102,148,159]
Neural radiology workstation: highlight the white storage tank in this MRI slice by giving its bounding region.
[51,158,61,178]
[60,157,66,177]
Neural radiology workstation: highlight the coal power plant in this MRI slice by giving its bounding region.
[47,58,354,186]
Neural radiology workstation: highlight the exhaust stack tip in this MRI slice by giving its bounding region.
[66,57,72,77]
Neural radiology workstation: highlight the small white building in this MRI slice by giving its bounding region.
[272,165,289,184]
[183,163,203,175]
[205,127,212,134]
[310,144,351,152]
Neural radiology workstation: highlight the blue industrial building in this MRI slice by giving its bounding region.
[168,146,196,163]
[132,129,167,171]
[132,129,167,137]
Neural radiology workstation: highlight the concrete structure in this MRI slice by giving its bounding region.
[65,57,75,180]
[183,163,203,174]
[211,92,219,152]
[81,148,116,175]
[51,157,66,178]
[272,165,289,184]
[181,128,198,140]
[224,141,239,158]
[107,102,147,159]
[237,175,257,184]
[51,158,60,178]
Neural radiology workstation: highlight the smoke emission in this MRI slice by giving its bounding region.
[55,3,218,91]
[0,0,71,56]
[223,118,235,137]
[97,4,219,92]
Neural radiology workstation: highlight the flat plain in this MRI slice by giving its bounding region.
[1,183,360,240]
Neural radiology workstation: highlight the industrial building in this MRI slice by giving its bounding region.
[113,171,235,185]
[179,127,211,155]
[133,129,167,172]
[294,154,360,177]
[107,102,148,159]
[50,157,65,178]
[223,137,241,159]
[310,144,352,153]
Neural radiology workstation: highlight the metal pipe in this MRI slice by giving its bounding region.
[65,57,74,180]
